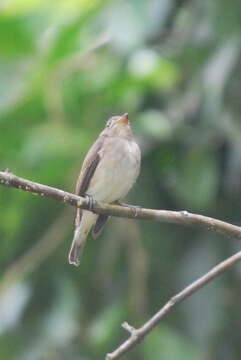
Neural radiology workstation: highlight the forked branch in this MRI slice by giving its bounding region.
[106,250,241,359]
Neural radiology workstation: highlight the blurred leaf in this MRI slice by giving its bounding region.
[128,50,180,90]
[138,110,172,140]
[20,123,88,163]
[87,301,126,351]
[42,277,80,345]
[178,238,224,343]
[176,150,219,210]
[0,282,31,334]
[0,16,34,56]
[45,1,105,65]
[0,61,31,112]
[143,326,203,360]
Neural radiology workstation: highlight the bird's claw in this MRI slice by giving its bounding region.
[85,194,96,211]
[116,201,141,217]
[130,205,141,217]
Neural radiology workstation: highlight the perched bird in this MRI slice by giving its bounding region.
[69,113,141,266]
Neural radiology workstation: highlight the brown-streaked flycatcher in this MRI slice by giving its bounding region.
[69,113,141,266]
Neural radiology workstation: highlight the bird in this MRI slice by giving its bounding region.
[68,113,141,266]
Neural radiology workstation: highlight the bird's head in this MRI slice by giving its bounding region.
[103,113,132,137]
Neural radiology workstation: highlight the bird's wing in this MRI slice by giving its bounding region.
[92,214,109,239]
[76,135,106,196]
[74,135,106,227]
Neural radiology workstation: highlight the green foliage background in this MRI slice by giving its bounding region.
[0,0,241,359]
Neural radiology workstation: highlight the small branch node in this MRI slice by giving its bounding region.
[122,322,138,337]
[131,205,141,217]
[106,354,113,360]
[181,210,190,217]
[118,202,141,217]
[63,195,68,203]
[208,220,215,231]
[169,295,178,306]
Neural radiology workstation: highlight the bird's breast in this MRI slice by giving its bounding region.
[88,137,140,203]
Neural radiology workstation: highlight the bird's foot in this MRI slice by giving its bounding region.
[85,194,96,211]
[115,201,141,217]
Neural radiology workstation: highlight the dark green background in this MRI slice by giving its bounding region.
[0,0,241,359]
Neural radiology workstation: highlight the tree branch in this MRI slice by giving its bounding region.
[1,170,241,358]
[106,250,241,359]
[0,170,241,240]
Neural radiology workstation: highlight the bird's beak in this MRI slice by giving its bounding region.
[118,113,129,125]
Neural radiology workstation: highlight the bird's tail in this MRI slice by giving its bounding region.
[68,227,85,266]
[68,211,97,266]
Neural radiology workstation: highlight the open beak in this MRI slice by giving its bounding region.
[118,113,129,125]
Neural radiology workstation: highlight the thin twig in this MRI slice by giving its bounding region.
[0,171,241,239]
[1,170,241,358]
[106,250,241,359]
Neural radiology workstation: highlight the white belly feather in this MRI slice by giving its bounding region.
[87,137,140,203]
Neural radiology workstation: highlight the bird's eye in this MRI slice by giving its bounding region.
[106,119,113,128]
[106,116,119,128]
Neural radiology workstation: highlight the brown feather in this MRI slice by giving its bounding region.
[68,237,85,266]
[92,215,109,239]
[74,135,106,227]
[75,135,106,196]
